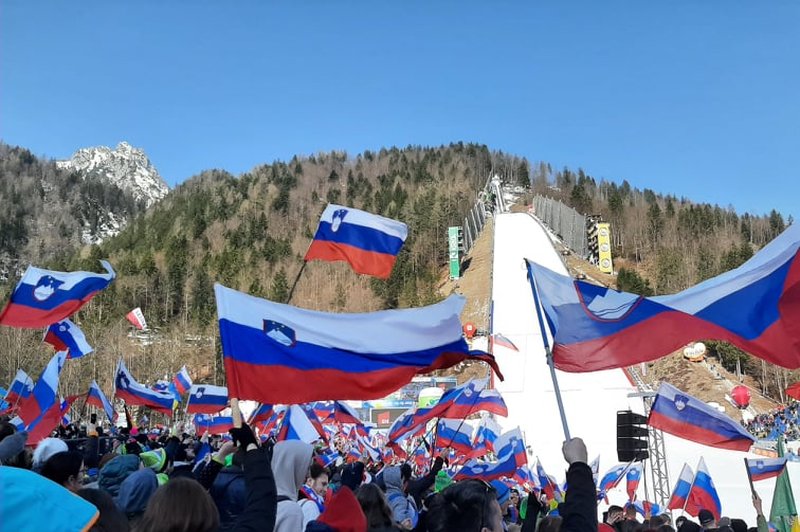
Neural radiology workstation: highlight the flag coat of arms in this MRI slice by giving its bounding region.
[526,222,800,372]
[304,204,408,279]
[44,319,93,359]
[746,457,788,482]
[648,381,755,451]
[0,261,115,328]
[215,284,501,403]
[114,359,175,415]
[186,384,228,414]
[193,414,234,435]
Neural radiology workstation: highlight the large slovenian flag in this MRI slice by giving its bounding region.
[685,458,722,521]
[627,463,642,501]
[186,384,229,414]
[216,284,502,403]
[114,359,175,415]
[86,380,115,422]
[526,222,800,372]
[304,204,409,279]
[43,319,93,359]
[277,404,322,444]
[17,351,67,429]
[194,414,234,435]
[667,463,695,511]
[0,261,115,328]
[746,457,788,482]
[5,369,34,406]
[648,381,755,451]
[436,419,474,455]
[173,366,192,396]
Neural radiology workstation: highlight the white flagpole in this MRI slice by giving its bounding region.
[526,260,571,441]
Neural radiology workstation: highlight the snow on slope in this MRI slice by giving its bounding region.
[491,211,798,523]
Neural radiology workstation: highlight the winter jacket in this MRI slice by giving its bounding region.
[98,454,140,497]
[115,468,158,520]
[272,440,313,532]
[383,466,418,528]
[210,465,247,529]
[559,462,597,532]
[229,446,278,532]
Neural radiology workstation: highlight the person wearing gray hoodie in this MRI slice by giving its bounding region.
[271,440,314,532]
[384,465,418,530]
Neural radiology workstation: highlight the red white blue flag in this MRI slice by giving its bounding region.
[685,458,722,521]
[172,366,192,396]
[746,457,788,482]
[598,464,627,502]
[526,222,800,372]
[454,431,526,481]
[277,404,322,444]
[186,384,228,414]
[4,369,34,407]
[648,381,755,451]
[435,419,474,455]
[194,414,234,435]
[44,319,93,359]
[667,463,694,511]
[17,351,67,429]
[215,284,502,403]
[626,463,642,501]
[114,359,175,415]
[86,380,115,422]
[304,204,408,279]
[0,261,115,328]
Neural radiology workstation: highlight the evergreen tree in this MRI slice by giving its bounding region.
[270,268,289,302]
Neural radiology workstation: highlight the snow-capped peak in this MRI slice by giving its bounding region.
[57,141,169,207]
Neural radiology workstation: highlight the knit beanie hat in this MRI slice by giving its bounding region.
[32,437,68,470]
[318,486,367,532]
[434,470,453,492]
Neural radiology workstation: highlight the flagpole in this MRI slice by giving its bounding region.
[526,262,570,441]
[286,260,308,304]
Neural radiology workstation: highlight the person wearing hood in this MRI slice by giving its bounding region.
[115,467,158,527]
[383,466,418,530]
[99,454,141,497]
[272,440,314,532]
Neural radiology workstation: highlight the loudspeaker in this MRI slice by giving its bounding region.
[617,410,649,462]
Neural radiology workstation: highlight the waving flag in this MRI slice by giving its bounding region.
[747,457,788,482]
[187,384,228,414]
[0,261,115,328]
[536,461,558,501]
[248,403,275,425]
[491,333,519,352]
[332,401,363,425]
[5,369,34,406]
[436,419,474,455]
[526,222,800,372]
[216,284,501,403]
[648,381,755,451]
[126,307,148,330]
[173,366,192,396]
[598,464,627,501]
[194,414,234,435]
[304,204,408,279]
[685,458,721,521]
[114,359,175,415]
[590,455,601,487]
[17,351,67,428]
[627,463,642,501]
[316,448,341,468]
[86,380,115,421]
[494,428,528,468]
[454,435,526,481]
[444,386,508,419]
[43,319,93,359]
[632,500,662,517]
[278,404,322,444]
[27,395,78,445]
[473,417,502,453]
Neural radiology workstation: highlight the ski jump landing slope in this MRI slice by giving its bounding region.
[491,212,795,522]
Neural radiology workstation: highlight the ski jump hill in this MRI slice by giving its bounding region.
[490,210,798,523]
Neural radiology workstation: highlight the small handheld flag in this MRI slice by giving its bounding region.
[746,457,788,482]
[186,384,228,415]
[173,366,192,396]
[86,380,115,422]
[304,204,408,279]
[44,319,93,359]
[685,458,722,521]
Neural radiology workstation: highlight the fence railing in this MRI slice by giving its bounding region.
[532,195,588,258]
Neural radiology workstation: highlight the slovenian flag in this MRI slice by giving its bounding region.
[304,204,408,279]
[648,381,756,451]
[277,404,322,444]
[746,457,788,482]
[27,394,78,445]
[17,351,67,430]
[114,359,175,415]
[627,463,642,501]
[0,261,115,328]
[667,463,694,511]
[173,366,192,395]
[44,319,93,359]
[86,380,115,422]
[598,464,627,502]
[454,434,525,481]
[5,369,34,406]
[685,458,722,522]
[332,401,363,425]
[215,284,502,403]
[494,428,528,468]
[526,221,800,372]
[186,384,228,414]
[435,419,474,455]
[491,333,519,352]
[444,387,508,419]
[193,414,234,435]
[248,403,275,425]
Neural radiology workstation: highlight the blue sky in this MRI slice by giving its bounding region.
[2,1,798,218]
